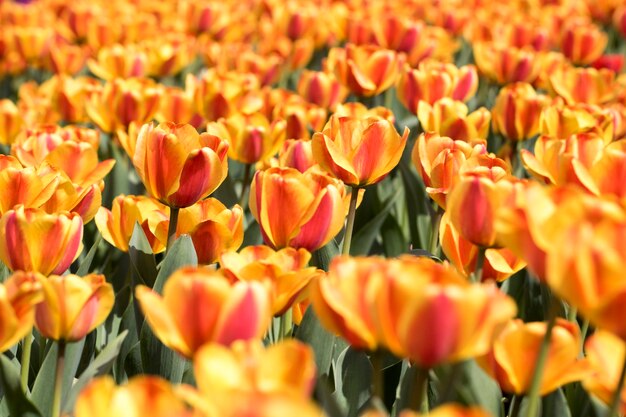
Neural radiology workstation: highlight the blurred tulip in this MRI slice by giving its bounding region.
[540,102,615,142]
[397,62,478,114]
[0,99,23,146]
[156,86,200,126]
[95,195,166,253]
[86,78,161,133]
[221,246,320,316]
[87,44,149,81]
[75,376,192,417]
[560,19,607,66]
[152,199,244,264]
[135,267,272,358]
[0,206,83,276]
[417,99,490,146]
[207,113,286,165]
[296,70,347,110]
[591,54,624,73]
[492,83,549,142]
[392,404,495,417]
[133,122,229,208]
[312,115,408,187]
[327,44,400,97]
[478,319,592,395]
[473,42,539,85]
[549,66,616,105]
[249,167,348,251]
[584,331,626,413]
[35,273,114,342]
[615,6,626,39]
[0,271,42,352]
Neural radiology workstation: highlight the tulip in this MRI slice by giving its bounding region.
[141,36,195,79]
[312,115,409,187]
[326,44,400,97]
[296,70,347,110]
[417,99,490,146]
[0,161,60,215]
[272,99,327,141]
[249,167,348,252]
[206,113,286,165]
[333,102,396,123]
[135,267,272,358]
[133,122,229,208]
[152,199,244,264]
[220,245,320,316]
[0,206,83,276]
[540,102,614,142]
[397,61,478,113]
[277,139,317,173]
[549,66,616,105]
[75,376,192,417]
[87,44,148,81]
[0,271,43,352]
[155,86,200,127]
[583,331,626,414]
[473,42,540,85]
[491,83,549,142]
[560,19,608,66]
[95,195,167,253]
[478,319,591,395]
[615,6,626,39]
[371,404,495,417]
[0,99,22,146]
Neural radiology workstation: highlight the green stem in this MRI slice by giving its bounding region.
[239,164,252,209]
[472,247,487,283]
[429,207,443,256]
[524,298,559,417]
[370,350,384,400]
[509,395,523,417]
[409,365,429,412]
[166,206,180,253]
[439,362,463,404]
[607,350,626,417]
[567,306,577,323]
[20,333,33,392]
[279,309,293,340]
[579,319,590,357]
[342,187,360,255]
[384,87,394,110]
[51,340,66,417]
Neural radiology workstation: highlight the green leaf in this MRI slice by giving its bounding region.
[31,339,85,417]
[76,234,102,276]
[153,235,197,294]
[455,360,503,416]
[350,187,402,256]
[333,347,372,417]
[295,308,347,377]
[128,223,157,288]
[398,156,429,250]
[381,216,408,257]
[0,261,11,283]
[62,331,128,414]
[311,240,340,272]
[0,354,42,417]
[518,388,573,417]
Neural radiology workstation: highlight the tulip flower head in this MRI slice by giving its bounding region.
[0,271,43,352]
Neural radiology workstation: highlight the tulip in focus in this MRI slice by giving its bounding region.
[0,206,83,276]
[35,273,114,342]
[478,319,591,395]
[0,271,42,352]
[133,122,229,208]
[417,99,490,146]
[312,114,409,187]
[135,267,272,358]
[249,167,348,251]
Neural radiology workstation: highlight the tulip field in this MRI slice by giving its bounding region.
[3,0,626,416]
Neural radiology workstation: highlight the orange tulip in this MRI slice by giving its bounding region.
[0,206,83,276]
[0,159,59,215]
[0,99,22,146]
[583,330,626,413]
[220,246,320,316]
[540,102,615,142]
[417,99,490,146]
[378,260,517,368]
[0,271,43,352]
[95,195,166,253]
[277,139,317,173]
[333,102,395,123]
[75,376,192,417]
[272,99,327,141]
[492,83,549,142]
[35,273,114,342]
[560,19,608,66]
[478,319,592,395]
[397,61,478,114]
[206,113,286,165]
[411,132,484,209]
[156,86,200,127]
[473,42,540,85]
[87,43,149,81]
[296,70,347,110]
[312,114,409,187]
[327,44,400,97]
[135,267,272,358]
[152,199,244,264]
[249,167,348,251]
[373,404,495,417]
[133,122,229,208]
[549,66,616,105]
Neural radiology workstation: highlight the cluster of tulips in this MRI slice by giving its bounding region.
[3,0,626,416]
